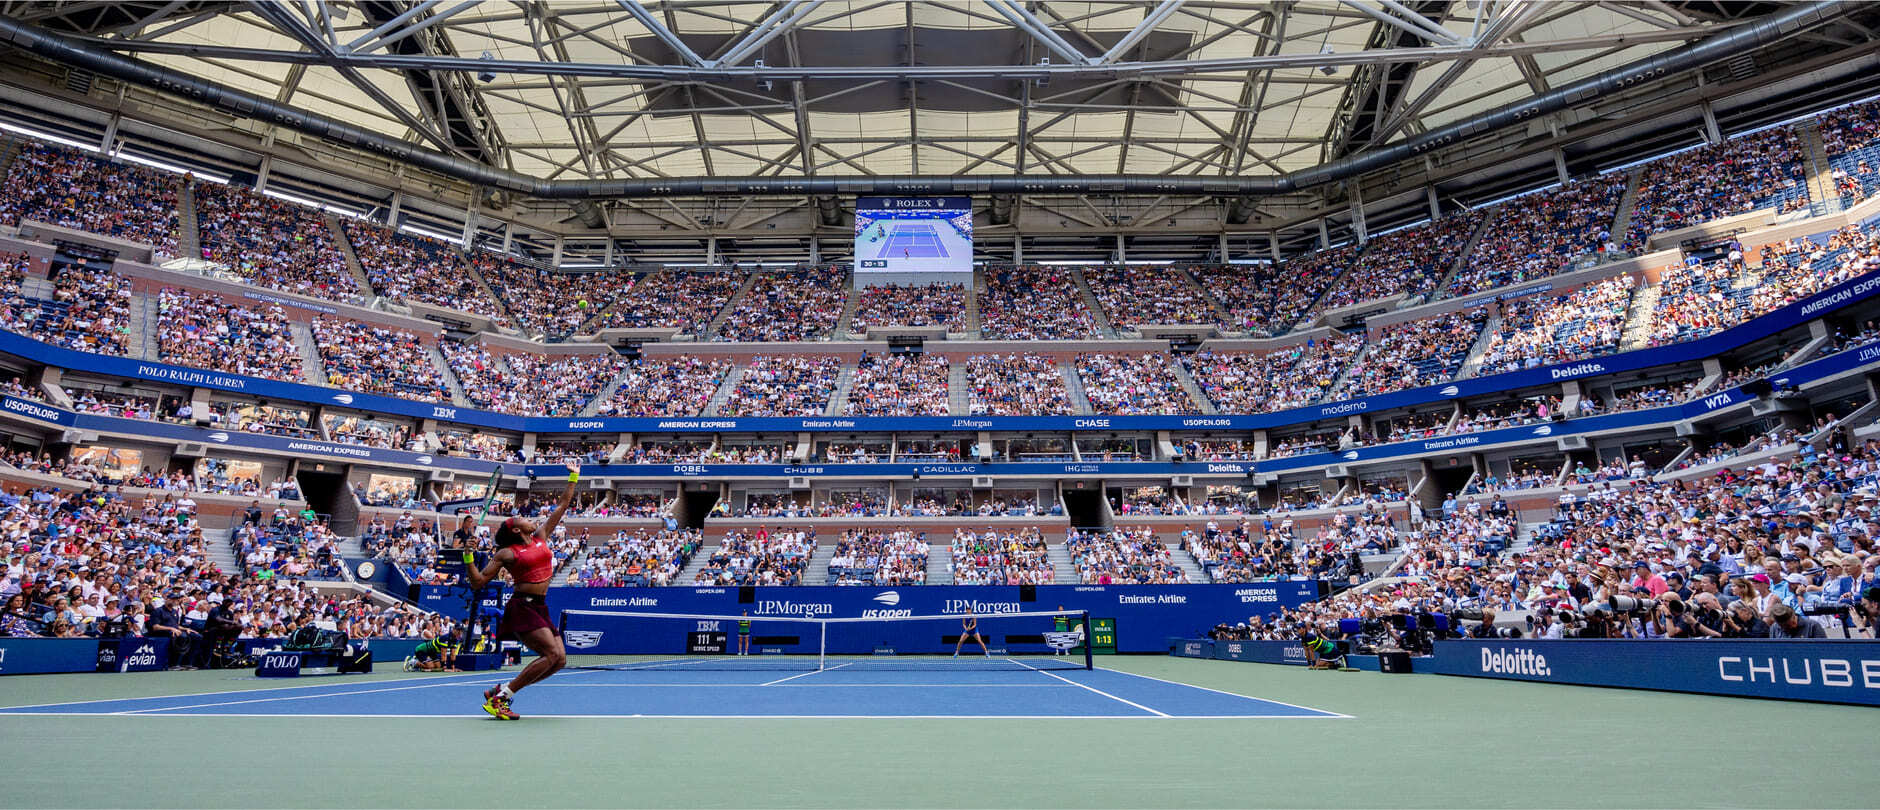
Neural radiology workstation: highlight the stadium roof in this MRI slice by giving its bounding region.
[5,1,1873,189]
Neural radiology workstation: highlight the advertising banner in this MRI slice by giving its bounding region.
[532,581,1318,654]
[1426,639,1880,706]
[94,637,169,673]
[0,638,106,675]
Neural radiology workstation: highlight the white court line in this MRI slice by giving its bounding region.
[1093,666,1353,719]
[525,682,1074,688]
[118,678,509,714]
[0,711,1333,719]
[1012,659,1168,717]
[0,669,505,712]
[761,662,852,686]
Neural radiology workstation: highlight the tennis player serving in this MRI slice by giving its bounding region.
[470,462,580,720]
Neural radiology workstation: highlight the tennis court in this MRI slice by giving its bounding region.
[0,656,1345,719]
[3,655,1874,808]
[873,221,950,259]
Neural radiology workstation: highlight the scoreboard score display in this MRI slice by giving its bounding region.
[853,196,973,274]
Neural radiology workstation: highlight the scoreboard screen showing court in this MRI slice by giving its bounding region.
[854,196,973,274]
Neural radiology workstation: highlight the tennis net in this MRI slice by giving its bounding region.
[558,608,1094,671]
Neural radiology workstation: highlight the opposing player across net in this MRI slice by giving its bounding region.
[558,608,1095,671]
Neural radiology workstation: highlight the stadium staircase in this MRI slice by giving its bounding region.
[19,275,55,300]
[834,291,862,336]
[1619,278,1665,351]
[946,363,969,415]
[324,214,378,296]
[802,545,837,585]
[924,544,953,585]
[552,547,587,586]
[0,134,20,180]
[823,359,859,416]
[1432,210,1497,296]
[675,546,718,585]
[1321,340,1365,395]
[702,270,762,338]
[702,365,743,416]
[1182,267,1237,328]
[1167,543,1209,584]
[1067,267,1118,336]
[1799,120,1842,214]
[1058,359,1095,414]
[1608,167,1644,247]
[581,363,641,416]
[1168,362,1218,415]
[1455,312,1503,379]
[127,292,158,360]
[174,179,201,261]
[1046,543,1077,584]
[288,322,327,385]
[426,344,473,407]
[205,527,242,574]
[461,252,515,327]
[964,270,983,335]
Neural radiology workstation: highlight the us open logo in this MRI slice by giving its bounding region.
[872,591,901,606]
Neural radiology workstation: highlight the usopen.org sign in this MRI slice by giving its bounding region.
[1428,640,1880,706]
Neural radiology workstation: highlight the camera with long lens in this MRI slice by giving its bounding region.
[1600,595,1658,615]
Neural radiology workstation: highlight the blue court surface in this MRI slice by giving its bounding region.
[0,658,1348,719]
[874,221,949,258]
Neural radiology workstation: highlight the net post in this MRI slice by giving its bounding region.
[1081,611,1094,671]
[818,619,828,672]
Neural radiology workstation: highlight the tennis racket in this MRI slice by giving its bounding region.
[458,465,503,653]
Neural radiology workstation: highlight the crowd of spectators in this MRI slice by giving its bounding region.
[1298,440,1880,642]
[949,528,1055,585]
[1820,97,1880,205]
[1195,246,1357,336]
[155,288,304,381]
[1312,211,1485,315]
[1074,353,1200,415]
[1,259,133,356]
[591,270,741,335]
[1448,177,1624,298]
[1472,277,1636,375]
[842,353,950,416]
[966,353,1074,416]
[341,221,507,322]
[193,183,360,303]
[691,527,815,586]
[828,529,929,586]
[1332,309,1488,399]
[1642,255,1751,347]
[0,141,178,258]
[716,268,846,342]
[1184,334,1363,414]
[1067,527,1189,585]
[569,529,700,587]
[591,357,731,418]
[471,256,626,339]
[309,316,450,402]
[440,341,628,417]
[979,267,1100,339]
[1084,267,1219,329]
[848,283,967,332]
[0,482,428,661]
[1624,127,1808,252]
[718,355,840,417]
